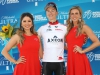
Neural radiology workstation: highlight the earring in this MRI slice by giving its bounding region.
[30,27,33,32]
[70,19,72,23]
[21,27,24,31]
[79,18,81,22]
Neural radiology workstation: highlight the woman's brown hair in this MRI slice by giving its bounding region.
[16,12,37,45]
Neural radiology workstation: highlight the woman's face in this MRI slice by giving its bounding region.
[70,9,81,23]
[46,7,58,21]
[21,16,32,30]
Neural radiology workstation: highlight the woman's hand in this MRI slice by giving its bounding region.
[73,45,84,54]
[15,56,26,64]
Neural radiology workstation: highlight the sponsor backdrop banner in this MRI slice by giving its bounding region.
[0,0,100,75]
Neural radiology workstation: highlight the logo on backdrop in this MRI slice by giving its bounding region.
[83,10,100,19]
[0,16,17,25]
[27,0,45,2]
[93,31,100,39]
[26,0,45,6]
[0,57,13,71]
[0,0,19,5]
[0,38,4,45]
[95,54,100,60]
[34,15,47,21]
[64,53,67,62]
[87,52,100,62]
[87,52,95,62]
[58,11,68,20]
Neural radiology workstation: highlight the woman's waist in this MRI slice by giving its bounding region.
[19,52,39,56]
[67,43,83,46]
[67,44,82,50]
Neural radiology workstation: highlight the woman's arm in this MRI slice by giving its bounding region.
[1,34,19,64]
[64,34,68,50]
[74,25,100,54]
[82,25,100,53]
[1,34,26,64]
[38,36,43,59]
[64,43,68,50]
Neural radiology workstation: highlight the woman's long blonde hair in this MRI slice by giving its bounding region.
[67,6,85,36]
[16,12,37,45]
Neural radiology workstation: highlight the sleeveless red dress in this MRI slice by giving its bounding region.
[13,34,41,75]
[66,26,93,75]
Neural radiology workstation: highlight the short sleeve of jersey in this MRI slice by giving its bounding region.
[37,26,42,37]
[62,24,67,36]
[65,26,67,35]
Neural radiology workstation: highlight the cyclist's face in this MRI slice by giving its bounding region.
[46,7,58,21]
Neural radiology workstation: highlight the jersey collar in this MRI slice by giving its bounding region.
[49,20,59,25]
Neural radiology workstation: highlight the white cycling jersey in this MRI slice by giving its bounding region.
[37,22,67,62]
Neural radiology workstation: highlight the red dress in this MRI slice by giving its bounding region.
[13,34,41,75]
[66,26,93,75]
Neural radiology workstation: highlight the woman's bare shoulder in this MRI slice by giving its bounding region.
[83,24,90,29]
[11,34,20,40]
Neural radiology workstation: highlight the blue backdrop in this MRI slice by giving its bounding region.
[0,0,100,75]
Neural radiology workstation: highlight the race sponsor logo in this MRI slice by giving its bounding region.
[93,31,100,39]
[87,52,100,62]
[0,57,13,71]
[87,52,95,62]
[0,16,17,25]
[57,11,68,20]
[83,10,100,19]
[34,15,47,21]
[0,0,19,5]
[27,0,44,2]
[95,54,100,60]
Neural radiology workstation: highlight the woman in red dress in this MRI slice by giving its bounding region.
[1,12,43,75]
[65,6,100,75]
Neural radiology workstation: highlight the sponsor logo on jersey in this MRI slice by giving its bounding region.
[46,25,52,31]
[46,29,52,31]
[47,36,63,43]
[55,29,63,31]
